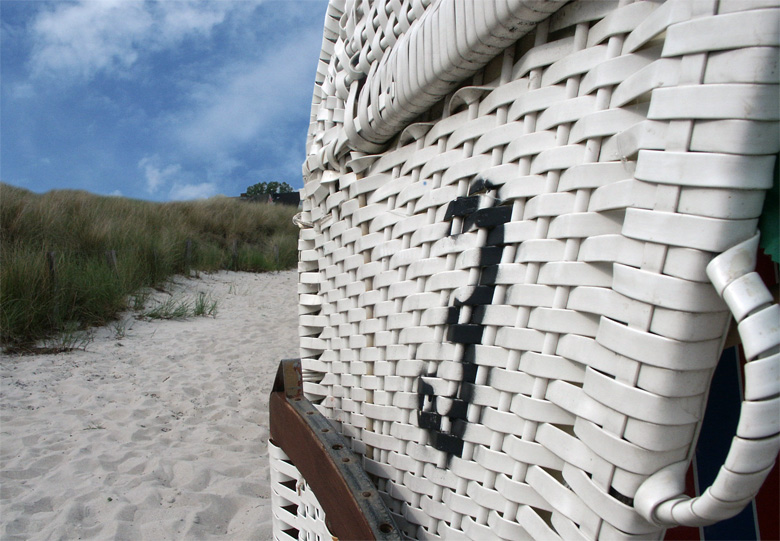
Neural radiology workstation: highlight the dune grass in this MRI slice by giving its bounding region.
[0,183,299,350]
[140,292,218,321]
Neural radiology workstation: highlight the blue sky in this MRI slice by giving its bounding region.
[1,0,328,201]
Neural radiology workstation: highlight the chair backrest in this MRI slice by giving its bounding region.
[291,0,780,539]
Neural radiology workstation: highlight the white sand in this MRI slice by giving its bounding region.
[1,270,299,540]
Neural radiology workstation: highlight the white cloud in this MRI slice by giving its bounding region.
[30,1,151,80]
[139,156,219,200]
[173,28,320,161]
[28,0,249,81]
[16,0,325,201]
[156,2,229,39]
[168,182,217,200]
[138,156,181,194]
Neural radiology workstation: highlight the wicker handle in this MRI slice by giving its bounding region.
[635,234,780,527]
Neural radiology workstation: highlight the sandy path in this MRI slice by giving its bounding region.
[1,270,299,540]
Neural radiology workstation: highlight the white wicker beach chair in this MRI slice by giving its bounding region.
[269,0,779,539]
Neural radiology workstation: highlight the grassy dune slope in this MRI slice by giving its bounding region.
[0,184,299,349]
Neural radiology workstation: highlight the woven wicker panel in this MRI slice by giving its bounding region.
[269,441,335,541]
[295,0,779,539]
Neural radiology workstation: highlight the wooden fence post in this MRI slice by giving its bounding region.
[105,250,118,276]
[184,239,192,271]
[47,251,57,287]
[47,251,59,318]
[232,239,239,270]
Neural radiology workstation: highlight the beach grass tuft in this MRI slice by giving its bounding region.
[193,292,218,318]
[1,183,298,349]
[141,296,194,320]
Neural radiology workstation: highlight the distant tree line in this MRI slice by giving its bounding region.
[241,182,299,206]
[244,182,293,196]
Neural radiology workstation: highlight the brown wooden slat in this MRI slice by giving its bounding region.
[269,359,400,541]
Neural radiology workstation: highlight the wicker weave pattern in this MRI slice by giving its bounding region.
[269,441,334,541]
[295,0,779,539]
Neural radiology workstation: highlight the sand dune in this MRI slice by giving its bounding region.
[1,270,299,540]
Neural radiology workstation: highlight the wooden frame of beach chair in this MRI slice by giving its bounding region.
[269,0,779,539]
[269,358,401,540]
